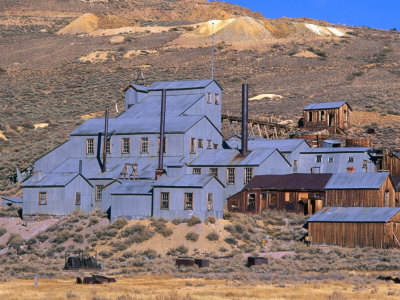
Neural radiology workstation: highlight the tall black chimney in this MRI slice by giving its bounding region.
[156,89,167,179]
[102,109,109,173]
[241,83,249,156]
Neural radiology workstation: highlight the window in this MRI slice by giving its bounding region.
[106,138,111,154]
[248,193,256,211]
[207,140,212,149]
[193,168,201,175]
[348,157,354,163]
[311,167,320,174]
[319,110,325,122]
[227,168,235,184]
[122,138,130,154]
[39,192,47,205]
[308,111,313,122]
[261,192,267,200]
[206,92,212,104]
[298,192,308,201]
[158,137,166,154]
[75,192,81,206]
[293,160,298,172]
[285,192,290,202]
[316,155,322,163]
[161,192,169,210]
[198,139,204,148]
[86,138,94,155]
[184,193,193,210]
[244,168,253,184]
[363,160,368,169]
[141,137,149,153]
[385,190,389,207]
[328,157,334,163]
[95,185,103,201]
[207,193,213,210]
[213,144,218,149]
[210,168,218,177]
[214,94,220,105]
[190,138,196,154]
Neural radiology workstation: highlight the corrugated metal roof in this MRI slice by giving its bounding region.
[324,172,389,189]
[124,84,148,92]
[70,115,203,135]
[304,101,348,110]
[301,147,371,153]
[23,173,89,187]
[153,174,217,188]
[307,207,400,223]
[111,181,154,195]
[148,79,217,91]
[225,137,307,153]
[244,173,333,190]
[189,149,277,166]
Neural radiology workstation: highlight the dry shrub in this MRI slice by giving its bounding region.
[187,216,201,226]
[0,227,6,237]
[112,217,128,230]
[121,224,154,244]
[205,216,216,224]
[151,218,173,237]
[206,231,219,241]
[185,231,199,242]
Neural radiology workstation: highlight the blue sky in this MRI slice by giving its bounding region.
[212,0,399,30]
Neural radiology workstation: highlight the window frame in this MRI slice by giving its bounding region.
[161,192,169,210]
[39,192,47,205]
[190,137,197,154]
[193,168,201,175]
[209,168,218,177]
[214,93,220,105]
[140,137,149,153]
[86,138,94,155]
[106,138,111,154]
[207,140,212,149]
[316,155,322,163]
[244,167,253,184]
[95,185,103,201]
[227,168,235,184]
[184,193,193,210]
[328,157,334,163]
[348,157,354,163]
[121,138,130,154]
[206,92,212,104]
[198,139,203,148]
[75,192,81,206]
[207,193,213,211]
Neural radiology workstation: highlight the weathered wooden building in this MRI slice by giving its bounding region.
[308,207,400,248]
[379,150,400,177]
[227,173,333,215]
[303,101,352,134]
[324,172,395,207]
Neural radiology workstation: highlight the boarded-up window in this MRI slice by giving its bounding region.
[161,192,169,210]
[207,193,213,211]
[285,192,290,202]
[298,192,308,201]
[385,190,389,207]
[185,193,193,210]
[75,192,81,206]
[269,193,278,209]
[86,139,94,155]
[39,192,47,205]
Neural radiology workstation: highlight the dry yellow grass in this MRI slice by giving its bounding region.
[0,276,398,300]
[0,130,7,140]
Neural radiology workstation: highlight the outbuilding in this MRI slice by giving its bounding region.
[308,207,400,248]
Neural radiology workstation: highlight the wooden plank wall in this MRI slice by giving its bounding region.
[382,150,400,177]
[303,103,351,132]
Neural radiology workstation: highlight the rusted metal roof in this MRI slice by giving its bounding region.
[308,207,400,223]
[244,173,333,191]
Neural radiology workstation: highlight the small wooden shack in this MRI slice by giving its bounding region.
[324,172,395,207]
[308,207,400,248]
[380,150,400,177]
[227,174,333,215]
[303,101,351,134]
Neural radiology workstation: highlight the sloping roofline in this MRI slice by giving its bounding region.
[304,101,352,111]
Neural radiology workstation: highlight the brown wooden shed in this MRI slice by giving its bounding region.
[303,101,351,134]
[324,172,396,207]
[308,207,400,248]
[227,173,333,215]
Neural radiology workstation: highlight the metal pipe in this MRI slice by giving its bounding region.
[102,109,109,173]
[241,83,249,156]
[158,89,167,171]
[79,160,82,174]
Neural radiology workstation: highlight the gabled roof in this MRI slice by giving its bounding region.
[123,83,148,93]
[304,101,351,110]
[189,148,284,167]
[225,137,308,153]
[244,173,333,191]
[153,174,224,188]
[111,181,154,195]
[308,207,400,223]
[147,79,222,91]
[22,173,92,188]
[324,172,390,190]
[300,147,371,154]
[392,176,400,192]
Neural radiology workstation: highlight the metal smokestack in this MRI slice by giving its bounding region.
[241,83,249,156]
[102,109,109,173]
[156,89,167,179]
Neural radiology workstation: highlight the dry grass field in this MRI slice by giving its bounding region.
[1,275,400,300]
